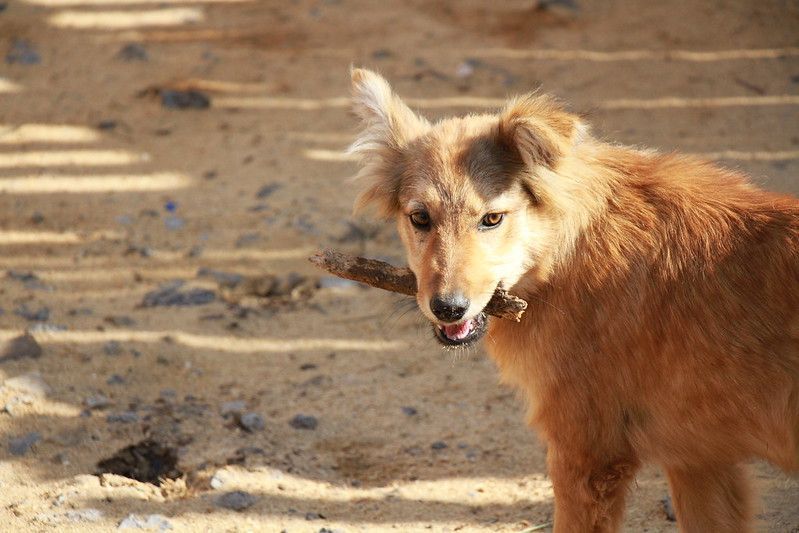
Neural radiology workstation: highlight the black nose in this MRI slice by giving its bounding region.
[430,293,470,322]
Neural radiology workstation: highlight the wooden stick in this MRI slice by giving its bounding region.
[309,250,527,322]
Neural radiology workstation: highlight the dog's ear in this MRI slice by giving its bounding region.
[496,93,586,170]
[348,68,429,217]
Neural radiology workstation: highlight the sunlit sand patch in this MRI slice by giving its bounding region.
[0,229,123,245]
[470,47,799,62]
[0,172,190,193]
[0,150,149,168]
[693,150,799,162]
[0,329,405,353]
[0,78,23,94]
[303,148,356,162]
[599,95,799,110]
[0,124,101,144]
[49,7,204,29]
[28,0,247,5]
[286,132,355,143]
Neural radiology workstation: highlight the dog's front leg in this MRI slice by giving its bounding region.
[547,445,639,533]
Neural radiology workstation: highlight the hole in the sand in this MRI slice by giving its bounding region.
[96,439,183,486]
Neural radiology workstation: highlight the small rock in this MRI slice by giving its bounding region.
[161,89,210,109]
[4,371,51,397]
[103,341,123,356]
[290,414,318,430]
[0,333,42,362]
[8,431,41,456]
[118,513,173,530]
[97,120,118,130]
[107,374,126,385]
[28,323,67,333]
[117,43,148,62]
[238,412,265,432]
[6,39,40,65]
[141,281,215,307]
[255,183,281,199]
[209,470,229,489]
[305,512,324,520]
[215,490,257,511]
[164,216,184,230]
[14,303,50,321]
[431,441,448,450]
[105,315,135,327]
[220,401,246,417]
[661,495,677,521]
[372,48,393,60]
[106,411,138,424]
[85,394,112,410]
[401,406,418,416]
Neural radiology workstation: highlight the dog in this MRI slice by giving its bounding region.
[346,68,799,532]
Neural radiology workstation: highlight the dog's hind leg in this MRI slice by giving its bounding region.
[665,463,752,533]
[548,446,639,533]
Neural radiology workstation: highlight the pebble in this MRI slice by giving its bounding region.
[117,43,148,61]
[85,394,112,410]
[6,39,40,65]
[14,303,50,322]
[238,412,265,432]
[8,431,41,456]
[118,514,173,530]
[107,374,126,385]
[4,371,52,397]
[106,411,139,424]
[215,490,258,511]
[164,216,185,231]
[65,509,103,522]
[0,333,42,362]
[161,89,210,109]
[431,441,448,450]
[141,281,215,307]
[28,323,67,333]
[103,341,123,356]
[305,512,324,520]
[256,183,281,199]
[105,315,135,327]
[290,414,318,430]
[401,406,418,416]
[209,470,229,489]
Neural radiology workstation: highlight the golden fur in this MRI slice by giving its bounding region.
[348,68,799,532]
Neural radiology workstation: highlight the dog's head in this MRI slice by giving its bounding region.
[348,69,587,346]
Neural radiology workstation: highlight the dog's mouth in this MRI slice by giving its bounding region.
[433,312,488,347]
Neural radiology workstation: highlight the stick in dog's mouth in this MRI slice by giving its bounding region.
[308,250,528,324]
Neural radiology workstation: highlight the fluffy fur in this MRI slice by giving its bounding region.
[348,68,799,532]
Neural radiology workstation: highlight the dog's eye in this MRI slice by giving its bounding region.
[409,211,431,229]
[480,213,504,229]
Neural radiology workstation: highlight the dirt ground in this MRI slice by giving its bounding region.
[1,0,798,531]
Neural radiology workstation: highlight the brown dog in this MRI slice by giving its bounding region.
[347,68,799,532]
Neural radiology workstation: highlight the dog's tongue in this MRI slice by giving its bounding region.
[443,319,474,341]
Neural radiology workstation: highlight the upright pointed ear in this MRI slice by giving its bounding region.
[496,93,586,170]
[348,68,430,216]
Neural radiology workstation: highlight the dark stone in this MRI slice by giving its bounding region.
[97,120,117,130]
[431,441,448,450]
[215,490,257,511]
[661,495,677,521]
[8,432,41,456]
[106,411,138,424]
[0,333,42,362]
[103,341,122,356]
[6,39,40,65]
[161,89,210,109]
[141,281,215,307]
[238,412,265,432]
[117,43,148,61]
[197,268,244,288]
[256,183,281,199]
[401,406,418,416]
[289,414,318,430]
[97,440,182,485]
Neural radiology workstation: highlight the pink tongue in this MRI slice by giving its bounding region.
[443,319,473,340]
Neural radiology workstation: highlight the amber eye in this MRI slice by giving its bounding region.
[409,211,431,229]
[480,213,504,229]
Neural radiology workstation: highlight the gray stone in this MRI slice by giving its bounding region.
[65,508,103,522]
[161,90,210,109]
[0,333,42,362]
[220,401,246,417]
[117,43,148,61]
[431,441,448,450]
[106,411,138,424]
[289,414,318,430]
[8,432,41,455]
[14,303,50,321]
[215,490,257,511]
[141,281,215,307]
[6,39,40,65]
[85,394,112,410]
[238,412,265,432]
[104,341,122,356]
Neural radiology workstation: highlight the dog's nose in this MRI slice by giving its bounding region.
[430,293,470,322]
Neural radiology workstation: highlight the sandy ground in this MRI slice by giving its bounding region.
[1,0,798,531]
